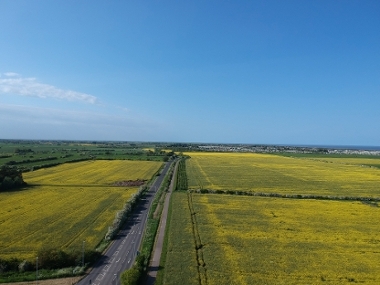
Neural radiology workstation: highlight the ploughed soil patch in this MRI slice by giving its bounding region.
[112,179,146,187]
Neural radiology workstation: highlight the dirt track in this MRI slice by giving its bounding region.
[8,277,81,285]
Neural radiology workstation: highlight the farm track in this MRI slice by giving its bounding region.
[187,192,208,285]
[8,276,82,285]
[193,159,209,189]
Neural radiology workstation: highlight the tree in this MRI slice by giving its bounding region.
[0,165,26,191]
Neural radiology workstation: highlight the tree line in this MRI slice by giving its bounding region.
[0,165,26,191]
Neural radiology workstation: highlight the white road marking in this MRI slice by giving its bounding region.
[116,257,121,263]
[96,274,104,281]
[128,258,131,263]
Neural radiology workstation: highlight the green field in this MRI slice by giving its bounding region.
[160,192,380,285]
[0,140,172,172]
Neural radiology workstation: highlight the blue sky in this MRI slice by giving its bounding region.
[0,0,379,146]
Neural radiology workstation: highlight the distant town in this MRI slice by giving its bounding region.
[195,144,380,156]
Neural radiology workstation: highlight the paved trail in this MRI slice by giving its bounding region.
[145,160,179,285]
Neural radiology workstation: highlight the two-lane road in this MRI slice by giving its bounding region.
[77,160,174,285]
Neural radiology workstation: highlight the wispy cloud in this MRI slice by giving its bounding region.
[0,103,157,128]
[0,103,165,141]
[0,73,97,104]
[3,72,20,77]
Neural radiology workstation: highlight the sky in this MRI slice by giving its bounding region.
[0,0,379,146]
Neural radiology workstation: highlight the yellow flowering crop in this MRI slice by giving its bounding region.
[304,156,380,168]
[164,192,380,284]
[0,160,162,260]
[185,152,380,197]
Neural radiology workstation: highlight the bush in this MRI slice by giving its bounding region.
[120,255,146,285]
[38,247,70,269]
[0,257,20,273]
[120,267,140,285]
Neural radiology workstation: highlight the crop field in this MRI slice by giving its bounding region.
[161,192,380,285]
[0,160,162,260]
[278,152,380,169]
[185,152,380,197]
[158,192,199,285]
[0,140,170,172]
[301,157,380,169]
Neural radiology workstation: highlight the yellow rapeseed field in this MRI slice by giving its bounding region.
[0,160,162,260]
[164,192,380,284]
[185,152,380,197]
[304,156,380,168]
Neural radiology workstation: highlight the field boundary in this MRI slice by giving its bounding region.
[187,192,208,285]
[188,189,380,204]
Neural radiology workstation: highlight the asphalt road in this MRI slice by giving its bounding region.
[76,160,174,285]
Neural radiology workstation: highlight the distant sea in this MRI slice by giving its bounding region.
[288,145,380,151]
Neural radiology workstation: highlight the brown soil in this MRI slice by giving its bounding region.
[112,179,146,187]
[9,276,81,285]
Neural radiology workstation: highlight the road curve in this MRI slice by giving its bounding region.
[76,160,174,285]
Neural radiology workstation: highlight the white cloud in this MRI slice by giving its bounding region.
[3,72,20,77]
[0,73,97,104]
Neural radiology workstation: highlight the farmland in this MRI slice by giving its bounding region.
[0,140,171,173]
[0,160,162,261]
[158,152,380,284]
[185,152,380,197]
[161,192,380,285]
